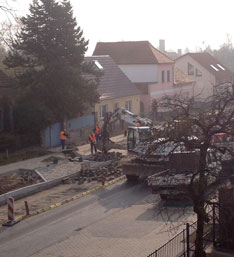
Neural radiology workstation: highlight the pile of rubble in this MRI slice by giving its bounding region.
[67,152,124,185]
[88,152,123,162]
[0,171,43,195]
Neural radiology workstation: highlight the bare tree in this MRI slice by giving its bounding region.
[0,0,17,20]
[149,84,234,257]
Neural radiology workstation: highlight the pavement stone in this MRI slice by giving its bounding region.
[30,202,195,257]
[0,135,126,179]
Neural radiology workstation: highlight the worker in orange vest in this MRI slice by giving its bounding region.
[95,124,101,141]
[89,130,97,154]
[60,129,68,150]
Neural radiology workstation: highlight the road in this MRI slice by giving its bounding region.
[0,180,195,257]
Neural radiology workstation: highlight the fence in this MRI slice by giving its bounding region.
[147,228,186,257]
[43,114,95,148]
[146,206,218,257]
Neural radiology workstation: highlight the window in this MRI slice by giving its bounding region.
[0,110,3,131]
[162,71,165,83]
[100,104,108,119]
[188,63,194,75]
[114,102,119,111]
[196,69,202,77]
[210,64,219,71]
[125,100,132,112]
[217,64,225,71]
[94,60,103,70]
[167,70,170,82]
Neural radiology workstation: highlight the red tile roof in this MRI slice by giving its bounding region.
[93,41,174,65]
[177,52,234,83]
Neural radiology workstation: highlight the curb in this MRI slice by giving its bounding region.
[2,175,126,226]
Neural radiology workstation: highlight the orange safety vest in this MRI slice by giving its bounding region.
[60,131,66,140]
[95,125,100,134]
[89,133,96,143]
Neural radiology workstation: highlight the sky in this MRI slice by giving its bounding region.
[2,0,234,55]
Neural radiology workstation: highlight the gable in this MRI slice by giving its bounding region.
[177,53,234,84]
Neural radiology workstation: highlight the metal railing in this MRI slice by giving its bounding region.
[147,227,187,257]
[146,207,218,257]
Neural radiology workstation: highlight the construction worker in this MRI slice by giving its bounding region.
[89,131,97,154]
[60,129,68,150]
[95,124,101,142]
[136,120,141,127]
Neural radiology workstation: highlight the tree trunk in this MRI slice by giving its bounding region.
[194,202,206,257]
[193,144,208,257]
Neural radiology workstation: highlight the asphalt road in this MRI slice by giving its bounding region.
[0,180,195,257]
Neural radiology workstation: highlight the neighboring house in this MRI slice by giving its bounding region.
[42,55,141,147]
[93,41,194,117]
[175,52,234,100]
[84,55,141,129]
[0,70,14,132]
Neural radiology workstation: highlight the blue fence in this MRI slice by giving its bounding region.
[68,114,94,131]
[43,114,95,148]
[44,122,62,148]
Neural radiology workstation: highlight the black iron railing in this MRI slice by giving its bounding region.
[146,206,218,257]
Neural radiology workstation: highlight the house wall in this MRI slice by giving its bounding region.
[149,82,194,99]
[144,63,194,113]
[119,64,158,83]
[175,55,216,99]
[95,95,141,122]
[139,94,151,116]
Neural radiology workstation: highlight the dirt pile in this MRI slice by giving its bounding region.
[0,172,42,195]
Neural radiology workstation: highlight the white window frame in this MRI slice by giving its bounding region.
[100,104,108,119]
[125,100,132,112]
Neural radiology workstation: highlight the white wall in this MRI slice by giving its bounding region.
[176,55,216,99]
[119,64,158,83]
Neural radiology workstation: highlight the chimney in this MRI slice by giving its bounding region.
[159,39,165,53]
[177,49,182,56]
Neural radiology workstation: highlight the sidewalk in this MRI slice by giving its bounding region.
[0,134,126,176]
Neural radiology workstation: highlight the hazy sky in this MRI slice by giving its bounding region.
[3,0,234,55]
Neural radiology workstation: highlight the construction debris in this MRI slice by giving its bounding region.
[0,172,43,195]
[68,153,124,185]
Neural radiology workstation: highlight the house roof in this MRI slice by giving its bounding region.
[93,41,174,65]
[84,56,140,100]
[174,67,194,86]
[177,52,234,83]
